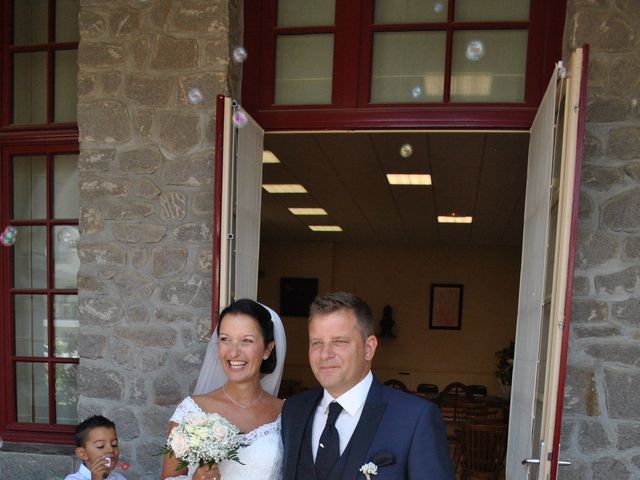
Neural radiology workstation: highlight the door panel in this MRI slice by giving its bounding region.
[507,48,587,480]
[216,97,264,310]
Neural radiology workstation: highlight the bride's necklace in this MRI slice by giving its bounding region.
[223,384,264,408]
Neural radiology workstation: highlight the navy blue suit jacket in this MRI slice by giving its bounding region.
[281,378,454,479]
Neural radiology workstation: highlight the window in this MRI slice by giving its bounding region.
[242,0,566,129]
[4,0,79,126]
[1,0,79,443]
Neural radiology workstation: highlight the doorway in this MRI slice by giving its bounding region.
[256,131,528,396]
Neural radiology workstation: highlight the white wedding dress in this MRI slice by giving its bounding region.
[169,396,284,480]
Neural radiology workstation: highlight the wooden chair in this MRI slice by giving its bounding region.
[466,384,488,398]
[437,382,473,422]
[383,379,408,391]
[417,383,439,394]
[457,423,507,479]
[458,402,488,423]
[441,382,469,397]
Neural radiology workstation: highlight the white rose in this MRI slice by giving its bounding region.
[212,425,228,443]
[189,413,207,426]
[170,433,189,458]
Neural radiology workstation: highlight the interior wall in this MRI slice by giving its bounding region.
[258,240,521,395]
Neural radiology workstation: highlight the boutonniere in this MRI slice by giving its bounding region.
[359,462,378,480]
[360,451,395,479]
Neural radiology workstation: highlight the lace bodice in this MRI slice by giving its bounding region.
[169,396,283,480]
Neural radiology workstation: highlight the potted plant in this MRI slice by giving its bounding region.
[495,341,515,398]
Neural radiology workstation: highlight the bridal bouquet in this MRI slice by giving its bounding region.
[163,411,248,470]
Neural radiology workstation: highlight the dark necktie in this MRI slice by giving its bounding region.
[315,401,344,479]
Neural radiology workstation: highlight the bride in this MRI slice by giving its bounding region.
[162,299,286,480]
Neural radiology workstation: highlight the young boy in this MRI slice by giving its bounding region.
[65,415,127,480]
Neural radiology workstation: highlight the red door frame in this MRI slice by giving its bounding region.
[549,44,589,480]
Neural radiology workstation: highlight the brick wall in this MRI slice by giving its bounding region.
[560,1,640,479]
[75,1,241,478]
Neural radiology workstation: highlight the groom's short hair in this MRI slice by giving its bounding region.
[309,292,374,338]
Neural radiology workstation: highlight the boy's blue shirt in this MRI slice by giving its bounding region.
[64,463,127,480]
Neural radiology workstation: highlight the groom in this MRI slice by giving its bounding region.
[281,292,454,479]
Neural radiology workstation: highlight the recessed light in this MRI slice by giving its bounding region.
[262,150,280,163]
[289,208,328,215]
[386,174,432,185]
[262,184,307,193]
[309,225,343,232]
[438,215,473,224]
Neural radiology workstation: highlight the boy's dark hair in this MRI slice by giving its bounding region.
[75,415,116,447]
[217,298,277,373]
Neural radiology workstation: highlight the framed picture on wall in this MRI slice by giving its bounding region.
[280,277,318,317]
[429,284,463,330]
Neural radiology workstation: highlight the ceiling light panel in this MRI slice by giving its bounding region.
[386,174,432,185]
[289,208,328,215]
[262,150,280,163]
[437,215,473,224]
[309,225,343,232]
[262,184,308,193]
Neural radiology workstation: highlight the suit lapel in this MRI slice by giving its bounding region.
[341,379,386,480]
[286,389,323,479]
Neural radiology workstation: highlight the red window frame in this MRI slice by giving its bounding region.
[0,143,79,444]
[1,0,79,129]
[0,0,79,444]
[242,0,566,130]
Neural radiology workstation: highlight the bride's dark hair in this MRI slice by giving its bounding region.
[217,299,277,374]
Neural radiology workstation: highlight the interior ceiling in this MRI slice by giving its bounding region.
[261,131,529,247]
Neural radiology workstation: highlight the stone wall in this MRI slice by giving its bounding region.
[76,1,240,478]
[561,1,640,479]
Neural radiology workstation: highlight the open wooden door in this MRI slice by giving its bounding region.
[507,47,588,480]
[213,95,264,314]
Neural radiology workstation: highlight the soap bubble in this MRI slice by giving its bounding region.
[411,86,423,98]
[399,144,414,158]
[434,2,444,13]
[465,40,485,61]
[233,111,248,128]
[232,47,248,63]
[57,227,78,247]
[1,226,17,247]
[117,455,130,471]
[187,88,204,105]
[116,455,130,472]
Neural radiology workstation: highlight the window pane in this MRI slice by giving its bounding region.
[54,227,80,289]
[451,30,528,103]
[277,0,335,26]
[54,50,78,123]
[455,0,530,21]
[13,52,48,124]
[54,154,79,218]
[13,0,48,45]
[275,34,334,105]
[16,362,49,423]
[54,295,79,358]
[371,31,446,103]
[13,227,48,289]
[375,0,448,24]
[13,156,47,220]
[56,0,80,42]
[14,295,48,357]
[55,363,78,424]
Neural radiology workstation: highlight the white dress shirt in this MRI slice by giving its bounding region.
[64,463,127,480]
[311,371,373,460]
